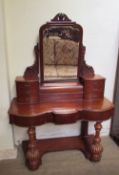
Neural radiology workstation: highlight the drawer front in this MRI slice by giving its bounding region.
[16,80,39,104]
[84,78,105,100]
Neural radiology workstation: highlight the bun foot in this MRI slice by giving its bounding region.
[90,143,103,161]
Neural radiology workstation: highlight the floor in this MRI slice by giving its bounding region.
[0,137,119,175]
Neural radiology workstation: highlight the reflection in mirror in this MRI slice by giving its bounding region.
[43,26,80,81]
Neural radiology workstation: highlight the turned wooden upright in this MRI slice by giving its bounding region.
[9,13,114,170]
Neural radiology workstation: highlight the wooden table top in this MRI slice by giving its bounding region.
[9,98,114,127]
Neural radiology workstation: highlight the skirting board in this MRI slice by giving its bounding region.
[0,148,17,160]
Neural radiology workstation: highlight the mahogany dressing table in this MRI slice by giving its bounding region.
[9,13,114,170]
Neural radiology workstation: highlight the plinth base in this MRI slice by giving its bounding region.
[22,135,98,170]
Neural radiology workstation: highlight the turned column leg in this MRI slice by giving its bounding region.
[90,122,103,161]
[26,126,40,170]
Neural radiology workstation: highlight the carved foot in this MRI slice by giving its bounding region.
[90,122,103,161]
[26,127,41,170]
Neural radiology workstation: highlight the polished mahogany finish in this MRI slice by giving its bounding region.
[8,13,114,170]
[9,97,113,127]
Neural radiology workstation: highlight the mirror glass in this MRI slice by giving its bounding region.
[43,26,80,81]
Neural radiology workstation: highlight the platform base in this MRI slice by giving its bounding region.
[22,135,102,170]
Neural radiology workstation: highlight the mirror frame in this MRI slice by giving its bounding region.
[24,13,94,81]
[39,13,83,83]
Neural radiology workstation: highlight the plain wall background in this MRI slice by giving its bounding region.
[0,0,14,153]
[0,0,119,149]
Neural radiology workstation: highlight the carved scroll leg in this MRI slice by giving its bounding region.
[90,122,103,161]
[26,126,41,170]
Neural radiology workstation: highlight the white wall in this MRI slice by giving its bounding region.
[0,0,17,159]
[1,0,119,146]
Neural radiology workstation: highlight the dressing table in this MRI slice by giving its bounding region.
[9,13,114,170]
